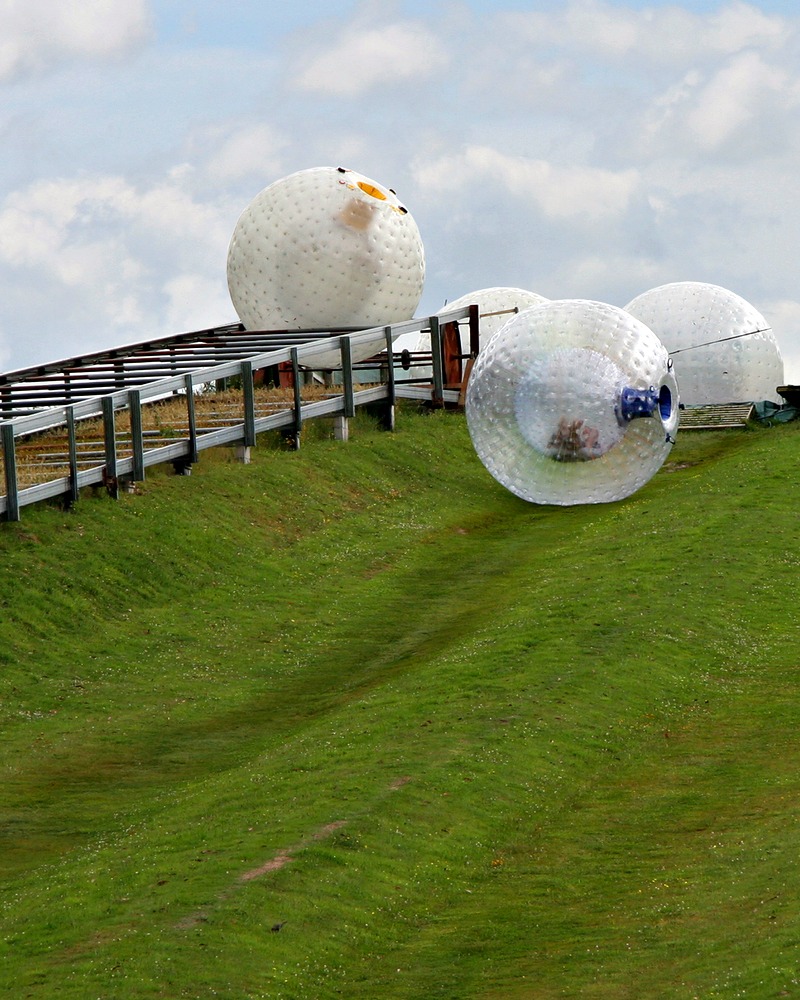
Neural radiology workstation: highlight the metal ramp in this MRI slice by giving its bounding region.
[0,306,480,521]
[0,323,367,419]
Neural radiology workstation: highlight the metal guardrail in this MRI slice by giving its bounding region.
[0,306,479,521]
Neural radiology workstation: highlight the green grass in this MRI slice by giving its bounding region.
[0,408,798,998]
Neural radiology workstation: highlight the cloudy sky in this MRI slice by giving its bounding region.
[1,0,798,382]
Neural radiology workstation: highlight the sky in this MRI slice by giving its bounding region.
[1,0,799,383]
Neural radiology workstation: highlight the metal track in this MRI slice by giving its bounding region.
[0,322,372,418]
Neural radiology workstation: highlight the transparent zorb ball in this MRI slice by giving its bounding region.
[465,300,679,506]
[227,166,425,336]
[624,282,784,404]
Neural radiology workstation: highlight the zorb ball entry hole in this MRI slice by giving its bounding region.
[514,348,676,463]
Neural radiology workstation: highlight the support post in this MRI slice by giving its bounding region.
[128,389,145,483]
[66,406,79,506]
[289,347,302,450]
[332,415,349,441]
[458,302,482,407]
[430,315,444,407]
[2,423,19,522]
[341,337,355,419]
[242,360,256,448]
[102,396,118,499]
[184,373,199,465]
[468,302,480,359]
[382,326,396,431]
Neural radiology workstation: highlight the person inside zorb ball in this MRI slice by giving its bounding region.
[466,300,679,506]
[227,166,425,332]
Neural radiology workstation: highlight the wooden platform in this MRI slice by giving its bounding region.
[678,402,754,430]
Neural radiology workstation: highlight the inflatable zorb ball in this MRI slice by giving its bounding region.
[430,287,550,354]
[408,287,549,381]
[625,282,784,405]
[227,166,425,332]
[466,300,679,506]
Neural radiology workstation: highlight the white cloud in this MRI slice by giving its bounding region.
[204,124,289,185]
[686,51,799,150]
[639,45,800,159]
[762,298,800,384]
[0,0,152,82]
[292,21,448,96]
[708,1,787,55]
[162,273,232,336]
[498,0,788,64]
[0,170,235,363]
[547,251,665,303]
[414,145,639,222]
[643,70,705,140]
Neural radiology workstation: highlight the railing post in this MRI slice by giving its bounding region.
[468,303,480,359]
[341,337,355,418]
[332,337,355,442]
[288,347,302,450]
[184,374,199,465]
[458,304,482,406]
[129,389,145,483]
[66,407,79,506]
[242,360,256,448]
[102,396,118,499]
[2,423,19,522]
[381,326,396,431]
[430,315,444,406]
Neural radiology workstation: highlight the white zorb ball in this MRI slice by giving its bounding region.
[430,287,550,354]
[466,300,679,506]
[409,287,549,380]
[624,282,784,404]
[227,166,425,332]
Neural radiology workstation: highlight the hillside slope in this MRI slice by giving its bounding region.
[1,409,798,999]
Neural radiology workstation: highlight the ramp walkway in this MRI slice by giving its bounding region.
[0,307,479,521]
[678,402,755,430]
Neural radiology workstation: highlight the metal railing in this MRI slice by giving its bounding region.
[0,306,479,521]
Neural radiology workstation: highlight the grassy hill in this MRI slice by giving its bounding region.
[1,407,798,999]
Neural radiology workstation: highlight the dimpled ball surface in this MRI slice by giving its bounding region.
[227,166,425,332]
[466,299,678,506]
[410,287,549,381]
[429,286,549,354]
[624,282,784,404]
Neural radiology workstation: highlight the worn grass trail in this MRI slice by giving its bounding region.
[0,411,798,998]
